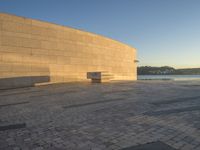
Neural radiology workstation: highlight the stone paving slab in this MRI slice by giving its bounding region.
[0,81,200,150]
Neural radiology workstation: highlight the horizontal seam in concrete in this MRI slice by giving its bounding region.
[103,89,133,94]
[0,90,41,97]
[0,123,26,131]
[144,106,200,116]
[0,101,29,108]
[30,90,80,98]
[152,96,200,105]
[120,141,177,150]
[63,98,124,109]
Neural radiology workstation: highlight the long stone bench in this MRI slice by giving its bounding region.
[87,71,114,83]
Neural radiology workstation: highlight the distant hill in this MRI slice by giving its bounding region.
[138,66,200,75]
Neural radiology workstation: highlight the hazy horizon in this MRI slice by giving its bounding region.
[0,0,199,68]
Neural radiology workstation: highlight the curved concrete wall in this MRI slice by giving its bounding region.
[0,13,137,89]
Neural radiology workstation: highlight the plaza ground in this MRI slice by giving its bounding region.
[0,80,200,150]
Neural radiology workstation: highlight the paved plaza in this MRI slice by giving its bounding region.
[0,80,200,150]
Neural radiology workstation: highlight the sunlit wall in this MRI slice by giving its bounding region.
[0,13,137,89]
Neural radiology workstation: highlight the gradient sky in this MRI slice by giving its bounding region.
[0,0,200,68]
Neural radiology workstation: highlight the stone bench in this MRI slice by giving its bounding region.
[87,71,113,83]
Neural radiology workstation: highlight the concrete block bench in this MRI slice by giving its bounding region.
[87,71,113,83]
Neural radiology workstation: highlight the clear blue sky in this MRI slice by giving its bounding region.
[0,0,200,68]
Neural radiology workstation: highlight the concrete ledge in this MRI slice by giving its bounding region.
[0,76,50,90]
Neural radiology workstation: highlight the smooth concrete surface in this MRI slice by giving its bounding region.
[0,80,200,150]
[0,13,137,89]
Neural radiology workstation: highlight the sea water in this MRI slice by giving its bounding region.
[138,75,200,81]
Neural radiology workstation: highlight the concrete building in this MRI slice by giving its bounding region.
[0,13,137,89]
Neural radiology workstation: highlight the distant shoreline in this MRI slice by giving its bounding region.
[138,66,200,75]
